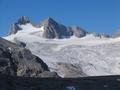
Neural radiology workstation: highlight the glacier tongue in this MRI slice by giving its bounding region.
[3,23,120,77]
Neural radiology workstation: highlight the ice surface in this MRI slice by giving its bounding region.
[4,24,120,77]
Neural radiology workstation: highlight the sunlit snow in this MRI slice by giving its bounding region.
[4,23,120,77]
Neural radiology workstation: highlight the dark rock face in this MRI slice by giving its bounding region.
[0,37,59,78]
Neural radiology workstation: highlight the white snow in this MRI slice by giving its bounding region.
[3,24,120,77]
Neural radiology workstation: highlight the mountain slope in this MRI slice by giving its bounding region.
[4,16,120,77]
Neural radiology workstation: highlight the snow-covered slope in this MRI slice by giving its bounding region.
[4,21,120,77]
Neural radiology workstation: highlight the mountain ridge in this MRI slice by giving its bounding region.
[9,16,110,39]
[4,16,120,78]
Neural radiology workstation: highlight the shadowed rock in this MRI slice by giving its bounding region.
[67,26,87,38]
[40,17,69,39]
[0,37,59,78]
[17,16,31,25]
[40,17,87,39]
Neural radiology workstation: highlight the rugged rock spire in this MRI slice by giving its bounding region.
[9,16,31,35]
[39,17,88,39]
[17,16,31,25]
[40,17,69,39]
[9,23,21,35]
[67,26,87,38]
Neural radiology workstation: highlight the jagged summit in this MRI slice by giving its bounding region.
[39,17,58,27]
[68,26,87,37]
[9,16,31,35]
[39,17,88,39]
[8,16,110,39]
[17,16,31,25]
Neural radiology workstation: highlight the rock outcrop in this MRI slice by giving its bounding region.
[40,17,70,39]
[39,17,88,39]
[9,16,31,35]
[56,63,87,77]
[9,16,110,39]
[0,37,59,78]
[67,26,87,38]
[17,16,31,25]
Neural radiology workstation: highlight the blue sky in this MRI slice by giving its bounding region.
[0,0,120,36]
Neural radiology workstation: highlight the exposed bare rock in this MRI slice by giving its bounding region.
[56,63,87,78]
[68,26,87,38]
[39,17,88,39]
[0,37,59,78]
[17,16,31,25]
[9,16,31,35]
[40,17,70,39]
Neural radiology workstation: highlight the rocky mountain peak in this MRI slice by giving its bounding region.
[40,17,58,27]
[68,26,87,38]
[9,16,31,35]
[9,23,22,35]
[17,16,31,25]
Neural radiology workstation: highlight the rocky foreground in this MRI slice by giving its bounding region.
[0,37,59,78]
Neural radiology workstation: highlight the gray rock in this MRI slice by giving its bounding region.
[0,37,59,78]
[17,16,31,25]
[9,23,22,35]
[68,26,87,38]
[9,16,88,38]
[56,63,87,78]
[91,32,110,38]
[40,17,70,39]
[40,71,59,78]
[9,16,31,35]
[11,47,49,77]
[39,17,88,39]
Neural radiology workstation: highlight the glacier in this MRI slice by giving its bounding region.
[4,23,120,77]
